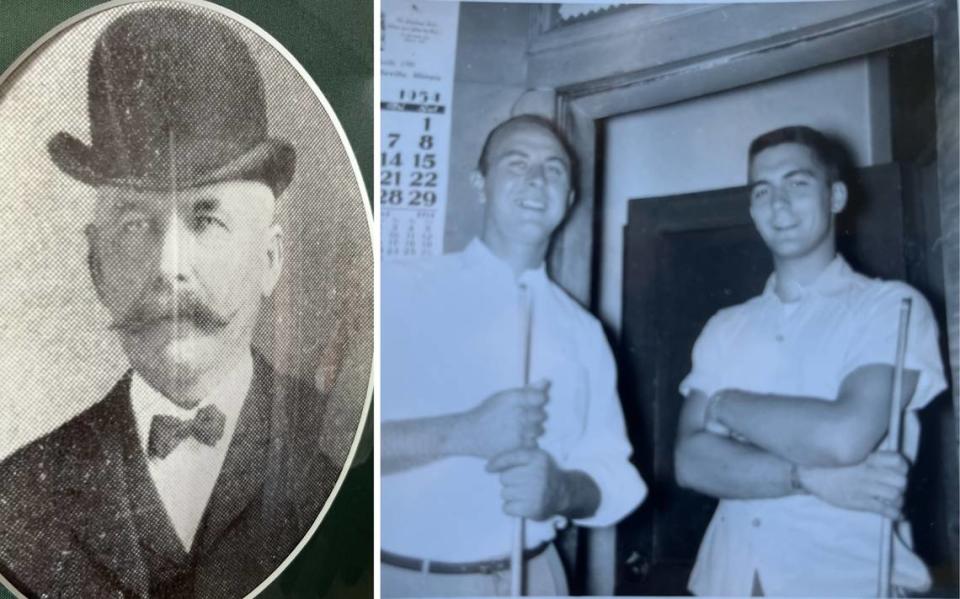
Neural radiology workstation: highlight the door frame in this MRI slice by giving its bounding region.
[528,1,959,593]
[538,0,956,445]
[541,0,941,300]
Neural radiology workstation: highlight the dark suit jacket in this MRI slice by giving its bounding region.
[0,353,337,598]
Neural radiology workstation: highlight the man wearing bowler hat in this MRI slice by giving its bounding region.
[0,7,335,598]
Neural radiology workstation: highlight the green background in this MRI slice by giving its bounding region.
[0,0,373,597]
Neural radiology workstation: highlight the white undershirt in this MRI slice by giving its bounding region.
[130,352,253,551]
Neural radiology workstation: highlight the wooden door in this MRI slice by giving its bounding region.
[615,163,956,595]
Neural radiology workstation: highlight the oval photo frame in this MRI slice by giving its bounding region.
[0,1,373,597]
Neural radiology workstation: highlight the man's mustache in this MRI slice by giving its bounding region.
[110,293,230,334]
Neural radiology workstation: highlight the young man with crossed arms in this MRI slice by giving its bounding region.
[676,126,947,596]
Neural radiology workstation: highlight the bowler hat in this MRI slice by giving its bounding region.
[48,6,296,196]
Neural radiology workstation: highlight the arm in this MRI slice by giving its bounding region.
[709,365,919,467]
[381,382,548,475]
[710,284,945,467]
[381,412,475,474]
[672,313,792,498]
[677,388,909,518]
[675,389,798,499]
[558,323,646,525]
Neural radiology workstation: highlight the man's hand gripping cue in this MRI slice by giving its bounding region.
[797,451,908,520]
[460,380,550,459]
[479,380,601,522]
[487,447,571,521]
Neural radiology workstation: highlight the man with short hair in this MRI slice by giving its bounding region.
[675,125,947,596]
[0,8,335,598]
[381,114,646,597]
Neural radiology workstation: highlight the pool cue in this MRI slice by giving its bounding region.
[511,284,534,597]
[510,515,525,597]
[877,298,912,598]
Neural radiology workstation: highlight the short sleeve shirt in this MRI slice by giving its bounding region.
[382,239,647,561]
[680,256,947,597]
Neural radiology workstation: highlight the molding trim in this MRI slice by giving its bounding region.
[543,0,941,306]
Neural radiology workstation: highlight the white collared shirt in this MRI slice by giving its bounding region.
[680,255,947,596]
[382,239,647,561]
[130,351,253,551]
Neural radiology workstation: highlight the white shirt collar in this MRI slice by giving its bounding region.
[463,238,549,290]
[130,350,254,457]
[763,254,854,302]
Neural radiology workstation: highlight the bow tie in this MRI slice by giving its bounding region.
[147,405,226,459]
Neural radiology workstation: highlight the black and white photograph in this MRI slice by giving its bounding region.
[378,1,959,597]
[0,1,373,597]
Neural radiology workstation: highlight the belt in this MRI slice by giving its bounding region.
[381,542,550,575]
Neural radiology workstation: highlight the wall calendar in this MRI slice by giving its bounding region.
[380,0,460,258]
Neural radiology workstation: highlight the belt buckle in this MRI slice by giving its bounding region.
[421,558,430,575]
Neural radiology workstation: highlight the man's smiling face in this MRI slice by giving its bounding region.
[748,142,847,262]
[476,121,573,251]
[87,180,282,399]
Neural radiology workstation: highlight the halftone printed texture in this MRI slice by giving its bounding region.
[0,1,371,463]
[0,2,372,597]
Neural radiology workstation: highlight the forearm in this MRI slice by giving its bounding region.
[713,390,864,466]
[384,385,550,474]
[712,367,917,466]
[675,430,799,499]
[382,413,471,474]
[675,427,907,519]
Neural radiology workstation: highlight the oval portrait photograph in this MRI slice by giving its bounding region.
[0,1,373,597]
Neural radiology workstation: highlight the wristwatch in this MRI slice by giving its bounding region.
[704,391,723,428]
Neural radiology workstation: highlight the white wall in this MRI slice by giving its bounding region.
[599,55,892,333]
[443,3,531,252]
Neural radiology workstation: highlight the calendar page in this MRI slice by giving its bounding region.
[380,0,460,258]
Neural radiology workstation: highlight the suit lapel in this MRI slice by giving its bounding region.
[61,375,150,597]
[195,355,279,555]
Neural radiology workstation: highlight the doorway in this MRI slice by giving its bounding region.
[608,39,958,596]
